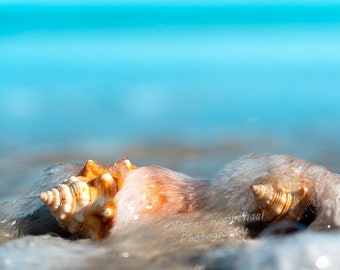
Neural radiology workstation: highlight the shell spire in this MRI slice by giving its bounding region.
[250,183,310,224]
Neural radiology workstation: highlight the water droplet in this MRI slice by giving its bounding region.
[4,257,12,266]
[120,252,129,258]
[315,255,330,269]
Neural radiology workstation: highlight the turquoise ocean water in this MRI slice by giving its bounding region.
[1,2,340,181]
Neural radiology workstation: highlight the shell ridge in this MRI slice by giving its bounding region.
[251,173,313,224]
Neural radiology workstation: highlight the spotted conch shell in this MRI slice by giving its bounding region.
[39,158,199,239]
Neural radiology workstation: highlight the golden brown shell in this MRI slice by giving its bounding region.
[250,169,315,225]
[39,158,134,239]
[39,158,198,239]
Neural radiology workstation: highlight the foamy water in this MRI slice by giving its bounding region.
[1,153,340,269]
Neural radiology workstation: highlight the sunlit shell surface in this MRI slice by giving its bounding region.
[39,159,126,239]
[250,183,310,224]
[39,158,199,239]
[36,153,340,240]
[249,168,318,226]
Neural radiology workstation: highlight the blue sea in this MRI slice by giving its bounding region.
[1,1,340,179]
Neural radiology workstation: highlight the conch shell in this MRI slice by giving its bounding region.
[39,158,199,239]
[39,159,131,239]
[216,154,333,229]
[250,183,310,224]
[249,166,317,226]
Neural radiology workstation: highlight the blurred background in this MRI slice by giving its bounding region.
[1,1,340,197]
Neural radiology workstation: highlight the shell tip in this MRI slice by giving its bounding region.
[123,158,134,170]
[39,192,47,202]
[101,173,113,182]
[250,184,260,194]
